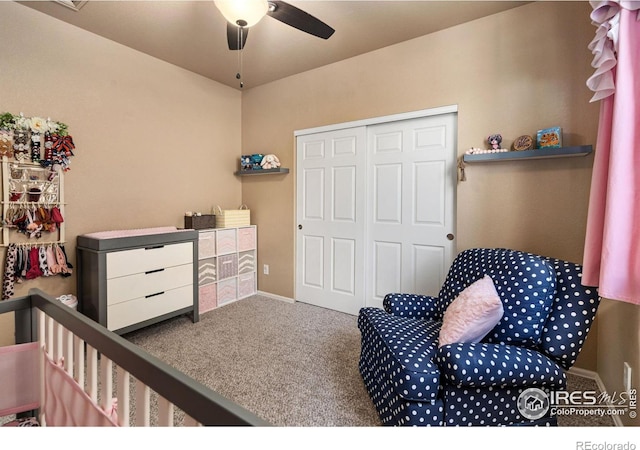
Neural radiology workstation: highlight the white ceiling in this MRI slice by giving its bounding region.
[20,0,529,90]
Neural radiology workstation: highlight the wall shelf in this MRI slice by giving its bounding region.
[463,145,593,163]
[234,168,290,176]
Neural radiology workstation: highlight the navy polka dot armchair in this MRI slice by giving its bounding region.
[357,248,600,426]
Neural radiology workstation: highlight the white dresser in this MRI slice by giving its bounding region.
[76,227,199,334]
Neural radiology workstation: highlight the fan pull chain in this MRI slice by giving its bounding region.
[236,27,244,89]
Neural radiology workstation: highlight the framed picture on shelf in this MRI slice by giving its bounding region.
[536,127,562,149]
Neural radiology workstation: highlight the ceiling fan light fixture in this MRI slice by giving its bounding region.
[215,0,269,28]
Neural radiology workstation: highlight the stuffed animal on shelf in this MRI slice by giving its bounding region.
[487,134,502,150]
[260,154,281,170]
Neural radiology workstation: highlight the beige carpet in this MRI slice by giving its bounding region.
[123,295,614,427]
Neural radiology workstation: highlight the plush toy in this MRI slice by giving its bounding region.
[260,154,281,170]
[240,155,252,171]
[487,134,502,150]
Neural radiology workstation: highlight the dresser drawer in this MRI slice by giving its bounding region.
[107,285,193,331]
[198,230,216,259]
[107,263,193,306]
[106,242,192,279]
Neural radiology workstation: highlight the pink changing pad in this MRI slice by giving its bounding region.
[82,226,184,240]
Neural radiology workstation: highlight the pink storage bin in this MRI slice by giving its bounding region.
[237,227,256,252]
[198,231,216,259]
[217,278,237,306]
[238,272,256,299]
[217,254,238,280]
[198,258,217,284]
[199,283,217,314]
[216,229,237,255]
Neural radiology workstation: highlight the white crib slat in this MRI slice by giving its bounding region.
[157,396,174,427]
[37,310,47,427]
[54,321,63,363]
[100,355,114,412]
[135,381,151,427]
[116,367,130,427]
[87,345,99,402]
[74,335,85,387]
[63,327,73,376]
[45,316,54,356]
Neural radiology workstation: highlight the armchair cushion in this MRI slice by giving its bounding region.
[438,275,504,347]
[438,249,557,347]
[436,342,566,390]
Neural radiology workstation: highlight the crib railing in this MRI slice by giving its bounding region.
[0,289,269,426]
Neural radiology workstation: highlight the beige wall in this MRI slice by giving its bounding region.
[0,2,242,343]
[242,1,600,369]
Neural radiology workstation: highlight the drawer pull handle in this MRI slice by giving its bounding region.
[222,261,232,265]
[145,268,165,275]
[145,245,165,250]
[145,291,164,299]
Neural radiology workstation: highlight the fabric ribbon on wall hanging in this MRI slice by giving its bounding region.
[2,243,73,300]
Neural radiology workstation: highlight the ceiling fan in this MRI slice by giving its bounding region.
[215,0,335,51]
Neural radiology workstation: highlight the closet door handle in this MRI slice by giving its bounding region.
[145,268,165,275]
[145,291,164,299]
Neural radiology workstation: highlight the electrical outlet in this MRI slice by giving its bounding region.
[624,362,632,392]
[263,264,269,275]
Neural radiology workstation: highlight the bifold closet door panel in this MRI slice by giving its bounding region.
[106,242,192,279]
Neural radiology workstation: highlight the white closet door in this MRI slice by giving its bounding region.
[366,113,457,309]
[295,127,367,315]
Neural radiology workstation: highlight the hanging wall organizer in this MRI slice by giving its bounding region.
[0,112,76,299]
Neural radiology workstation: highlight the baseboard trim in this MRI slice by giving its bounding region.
[568,367,624,427]
[256,290,295,304]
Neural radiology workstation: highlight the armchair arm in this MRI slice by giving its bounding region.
[383,293,440,320]
[435,342,566,390]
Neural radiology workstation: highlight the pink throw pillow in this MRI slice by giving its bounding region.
[438,275,504,347]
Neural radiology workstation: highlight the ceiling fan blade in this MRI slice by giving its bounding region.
[227,22,249,50]
[267,1,335,40]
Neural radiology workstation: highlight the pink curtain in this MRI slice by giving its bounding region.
[583,1,640,304]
